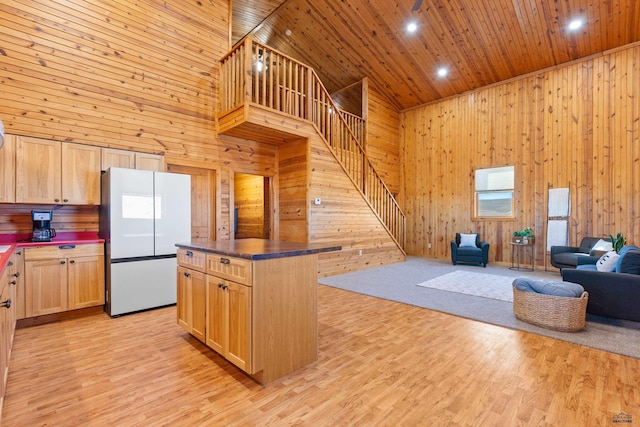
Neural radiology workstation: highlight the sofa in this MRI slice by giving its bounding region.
[550,237,608,269]
[561,245,640,322]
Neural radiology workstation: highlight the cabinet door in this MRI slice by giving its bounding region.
[11,249,25,320]
[191,270,206,342]
[25,259,68,316]
[101,147,135,171]
[0,282,12,401]
[177,266,192,333]
[206,276,226,355]
[67,255,105,310]
[16,137,62,204]
[61,143,101,205]
[226,281,251,372]
[135,152,164,171]
[0,134,16,203]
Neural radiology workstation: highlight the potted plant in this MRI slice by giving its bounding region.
[610,232,626,253]
[513,227,535,244]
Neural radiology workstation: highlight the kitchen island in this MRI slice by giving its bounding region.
[175,239,341,384]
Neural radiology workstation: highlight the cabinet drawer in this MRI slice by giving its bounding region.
[177,249,206,272]
[206,255,252,285]
[24,243,103,261]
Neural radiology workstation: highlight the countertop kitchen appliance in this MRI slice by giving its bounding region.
[99,167,191,316]
[31,210,56,242]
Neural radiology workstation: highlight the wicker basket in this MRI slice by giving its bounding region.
[512,286,588,332]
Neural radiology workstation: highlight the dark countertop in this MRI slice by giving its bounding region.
[176,238,342,260]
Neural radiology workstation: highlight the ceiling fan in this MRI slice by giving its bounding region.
[411,0,423,12]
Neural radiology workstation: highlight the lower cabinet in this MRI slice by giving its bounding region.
[1,265,17,414]
[177,266,206,342]
[205,277,252,373]
[25,244,104,317]
[177,247,319,384]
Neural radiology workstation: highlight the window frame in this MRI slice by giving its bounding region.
[472,165,515,220]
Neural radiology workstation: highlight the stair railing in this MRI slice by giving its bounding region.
[220,38,405,250]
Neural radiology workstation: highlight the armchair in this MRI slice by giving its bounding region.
[450,233,489,267]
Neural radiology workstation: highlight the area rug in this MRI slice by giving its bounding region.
[416,270,515,302]
[318,256,640,359]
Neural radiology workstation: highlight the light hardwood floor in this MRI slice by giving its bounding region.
[3,284,639,426]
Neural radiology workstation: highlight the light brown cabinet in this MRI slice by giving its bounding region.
[16,137,62,204]
[0,264,17,410]
[61,143,101,205]
[206,276,252,372]
[176,242,322,384]
[25,244,104,317]
[135,152,164,171]
[15,137,101,205]
[177,265,206,342]
[101,147,135,170]
[101,148,164,172]
[0,134,16,203]
[9,249,25,320]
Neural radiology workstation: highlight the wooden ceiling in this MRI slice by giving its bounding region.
[232,0,640,111]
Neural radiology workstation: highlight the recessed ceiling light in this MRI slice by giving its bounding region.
[406,22,418,33]
[437,67,448,78]
[568,18,584,31]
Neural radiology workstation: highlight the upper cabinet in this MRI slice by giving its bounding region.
[101,147,135,170]
[62,143,101,205]
[0,135,16,203]
[15,138,101,205]
[4,135,164,205]
[16,137,63,204]
[101,148,164,172]
[134,152,164,172]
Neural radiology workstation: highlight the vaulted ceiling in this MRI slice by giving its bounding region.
[232,0,640,111]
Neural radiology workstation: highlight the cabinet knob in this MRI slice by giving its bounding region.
[55,198,60,203]
[70,260,75,264]
[218,283,227,290]
[0,299,11,309]
[9,280,17,285]
[184,272,190,277]
[186,251,193,257]
[61,260,66,265]
[7,261,13,267]
[220,258,230,265]
[64,199,69,203]
[13,272,20,278]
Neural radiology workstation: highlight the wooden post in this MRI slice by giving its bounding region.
[244,39,253,106]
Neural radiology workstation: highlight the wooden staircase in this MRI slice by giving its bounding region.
[218,38,405,251]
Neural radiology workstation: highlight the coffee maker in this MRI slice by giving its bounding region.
[31,210,56,242]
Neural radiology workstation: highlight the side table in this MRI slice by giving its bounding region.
[509,241,534,271]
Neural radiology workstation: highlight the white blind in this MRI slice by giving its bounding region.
[475,166,514,191]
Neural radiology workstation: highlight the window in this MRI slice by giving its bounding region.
[474,166,514,218]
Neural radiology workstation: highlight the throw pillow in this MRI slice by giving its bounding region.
[590,238,613,253]
[596,250,620,272]
[459,233,477,247]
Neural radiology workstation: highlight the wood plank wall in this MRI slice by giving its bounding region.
[365,82,401,195]
[1,0,404,276]
[310,135,405,276]
[400,42,640,268]
[278,138,309,243]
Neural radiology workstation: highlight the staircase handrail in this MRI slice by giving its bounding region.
[219,38,405,249]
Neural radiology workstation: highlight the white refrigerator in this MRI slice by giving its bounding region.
[100,167,191,316]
